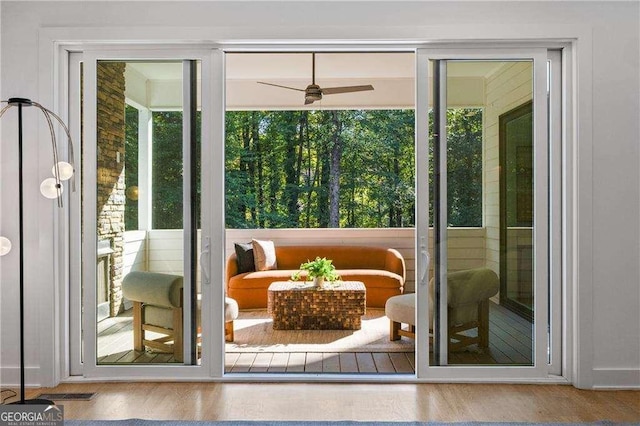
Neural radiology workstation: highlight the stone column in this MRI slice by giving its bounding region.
[96,61,126,317]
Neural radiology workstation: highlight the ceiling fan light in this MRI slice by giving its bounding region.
[305,94,322,103]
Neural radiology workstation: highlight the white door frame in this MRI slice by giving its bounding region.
[68,51,83,376]
[59,40,573,383]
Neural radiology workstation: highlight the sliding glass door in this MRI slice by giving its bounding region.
[68,44,561,381]
[415,48,558,379]
[77,49,223,377]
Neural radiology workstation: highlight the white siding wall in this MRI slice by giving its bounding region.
[147,229,184,275]
[483,62,533,275]
[131,228,487,293]
[122,230,147,276]
[144,230,202,288]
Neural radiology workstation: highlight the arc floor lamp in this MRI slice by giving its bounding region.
[0,97,76,405]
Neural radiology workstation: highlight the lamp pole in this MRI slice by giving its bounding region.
[7,97,55,405]
[0,96,73,404]
[17,99,27,404]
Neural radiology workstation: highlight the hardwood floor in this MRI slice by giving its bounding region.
[8,382,639,422]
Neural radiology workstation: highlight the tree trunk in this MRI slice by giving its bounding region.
[305,115,314,228]
[328,111,342,228]
[295,113,306,226]
[284,112,304,225]
[253,113,264,228]
[392,140,401,227]
[243,114,256,225]
[318,146,329,228]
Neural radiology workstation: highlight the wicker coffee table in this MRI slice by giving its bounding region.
[267,281,366,330]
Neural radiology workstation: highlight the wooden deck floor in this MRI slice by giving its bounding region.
[226,351,415,373]
[97,301,533,372]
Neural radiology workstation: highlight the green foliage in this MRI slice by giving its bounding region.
[225,109,419,229]
[225,108,482,229]
[152,111,184,229]
[151,111,202,230]
[132,108,482,230]
[124,105,139,231]
[428,108,483,227]
[446,108,483,227]
[291,257,340,282]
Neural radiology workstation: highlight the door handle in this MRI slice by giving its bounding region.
[420,250,430,285]
[199,236,210,285]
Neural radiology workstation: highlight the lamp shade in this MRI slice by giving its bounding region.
[40,177,63,199]
[0,236,11,256]
[52,161,74,181]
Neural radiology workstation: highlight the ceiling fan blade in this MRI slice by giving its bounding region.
[257,81,305,92]
[321,85,374,95]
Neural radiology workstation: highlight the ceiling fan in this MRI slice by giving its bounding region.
[257,53,374,105]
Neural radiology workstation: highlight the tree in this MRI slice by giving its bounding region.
[152,111,184,229]
[328,111,343,228]
[222,108,481,230]
[446,109,482,227]
[148,110,202,229]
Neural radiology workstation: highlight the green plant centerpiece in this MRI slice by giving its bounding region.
[291,257,340,289]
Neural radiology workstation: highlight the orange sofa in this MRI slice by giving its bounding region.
[226,245,406,309]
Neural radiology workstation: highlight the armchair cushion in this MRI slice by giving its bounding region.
[384,293,415,326]
[122,271,183,308]
[447,268,500,307]
[225,297,239,322]
[439,268,499,326]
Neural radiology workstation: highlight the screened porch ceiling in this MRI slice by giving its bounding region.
[124,52,503,111]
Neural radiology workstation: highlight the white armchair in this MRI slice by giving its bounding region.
[385,268,500,350]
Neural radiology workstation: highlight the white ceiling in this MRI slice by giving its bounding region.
[127,53,502,80]
[125,53,504,109]
[227,53,414,80]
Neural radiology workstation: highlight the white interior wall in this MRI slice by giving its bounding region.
[0,1,638,389]
[589,9,640,386]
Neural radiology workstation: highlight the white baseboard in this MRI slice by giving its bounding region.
[0,366,45,388]
[592,368,640,389]
[4,366,637,389]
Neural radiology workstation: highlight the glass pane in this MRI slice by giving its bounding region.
[434,60,535,366]
[501,101,534,318]
[95,60,201,365]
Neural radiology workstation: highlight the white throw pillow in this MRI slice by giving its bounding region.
[252,239,278,271]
